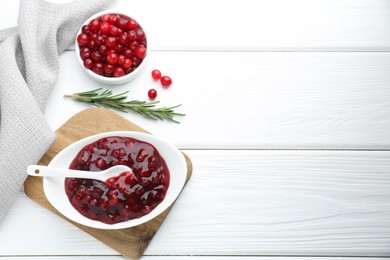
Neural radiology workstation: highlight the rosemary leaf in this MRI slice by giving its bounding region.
[64,88,185,123]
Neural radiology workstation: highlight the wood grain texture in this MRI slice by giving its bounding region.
[23,108,192,259]
[2,0,389,51]
[2,150,389,256]
[46,51,390,149]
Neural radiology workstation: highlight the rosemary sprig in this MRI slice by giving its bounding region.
[64,88,185,123]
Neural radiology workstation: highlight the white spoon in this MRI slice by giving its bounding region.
[27,164,132,182]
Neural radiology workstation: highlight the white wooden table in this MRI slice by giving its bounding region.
[1,0,390,259]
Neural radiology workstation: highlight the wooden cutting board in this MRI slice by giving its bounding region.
[24,108,192,259]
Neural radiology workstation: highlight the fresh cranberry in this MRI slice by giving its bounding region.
[105,36,117,49]
[148,89,157,99]
[123,49,133,58]
[82,25,91,34]
[87,40,97,50]
[119,33,130,45]
[89,18,101,32]
[122,58,132,69]
[65,136,170,224]
[77,33,89,47]
[109,25,120,36]
[90,33,98,41]
[90,51,103,62]
[98,45,108,55]
[96,35,105,46]
[135,28,146,41]
[117,54,126,67]
[100,22,110,34]
[116,18,129,30]
[128,30,137,41]
[113,67,125,77]
[127,19,138,30]
[83,59,94,69]
[108,14,119,24]
[92,62,104,75]
[106,52,118,65]
[134,45,147,59]
[101,14,111,23]
[104,63,114,74]
[160,76,173,87]
[151,69,161,80]
[79,47,90,60]
[115,44,125,54]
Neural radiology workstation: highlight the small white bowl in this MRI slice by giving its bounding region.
[75,10,149,85]
[43,131,187,229]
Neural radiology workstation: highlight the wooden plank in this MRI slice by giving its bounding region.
[1,0,390,50]
[47,51,390,149]
[2,150,390,256]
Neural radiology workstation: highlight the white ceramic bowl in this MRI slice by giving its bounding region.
[75,10,148,85]
[43,131,187,229]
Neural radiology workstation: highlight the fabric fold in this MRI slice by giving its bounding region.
[0,0,111,223]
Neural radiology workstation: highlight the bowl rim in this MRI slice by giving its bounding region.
[75,10,149,84]
[43,131,187,229]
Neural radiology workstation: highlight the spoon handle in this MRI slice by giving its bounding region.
[27,165,98,180]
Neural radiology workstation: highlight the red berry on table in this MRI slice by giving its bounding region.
[160,76,172,87]
[151,69,161,80]
[148,89,157,99]
[135,45,147,59]
[77,33,89,47]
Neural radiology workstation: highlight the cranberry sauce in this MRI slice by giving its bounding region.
[65,136,170,224]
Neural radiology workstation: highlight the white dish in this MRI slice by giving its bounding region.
[43,131,187,229]
[75,10,149,85]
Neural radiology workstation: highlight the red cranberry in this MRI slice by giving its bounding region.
[79,47,90,60]
[151,69,161,80]
[148,89,157,99]
[119,33,130,45]
[123,49,133,58]
[83,59,94,69]
[101,14,111,23]
[89,18,101,32]
[109,25,120,36]
[100,22,110,34]
[96,35,105,46]
[116,18,129,30]
[115,44,125,53]
[117,54,126,67]
[87,40,97,50]
[105,36,117,49]
[135,45,147,59]
[104,64,114,74]
[106,52,118,65]
[127,19,138,30]
[82,25,91,34]
[128,30,137,41]
[77,33,89,47]
[90,33,98,41]
[160,76,172,87]
[135,28,146,41]
[90,51,103,62]
[122,58,132,69]
[113,67,125,77]
[108,14,119,24]
[98,45,108,55]
[92,62,104,75]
